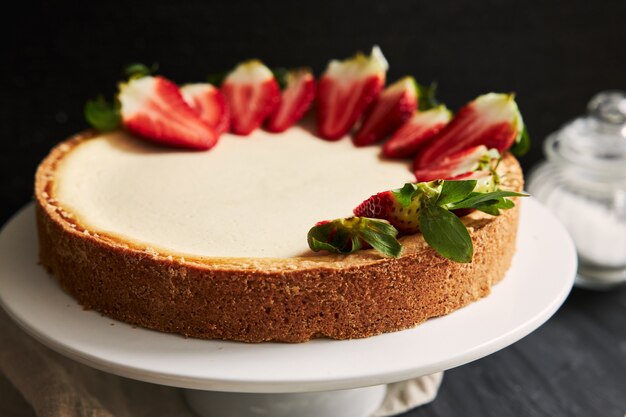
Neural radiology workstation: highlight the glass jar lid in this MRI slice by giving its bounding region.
[544,90,626,178]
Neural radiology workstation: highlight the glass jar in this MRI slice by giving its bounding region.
[527,91,626,290]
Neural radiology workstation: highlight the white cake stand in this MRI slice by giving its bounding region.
[0,199,576,417]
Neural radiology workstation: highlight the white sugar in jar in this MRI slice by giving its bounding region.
[528,91,626,289]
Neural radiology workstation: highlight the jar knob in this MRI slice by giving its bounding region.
[587,90,626,125]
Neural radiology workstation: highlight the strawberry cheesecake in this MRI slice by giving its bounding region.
[36,48,528,342]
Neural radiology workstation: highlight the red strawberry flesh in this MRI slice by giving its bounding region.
[221,60,280,136]
[266,69,316,133]
[414,93,522,169]
[354,191,395,219]
[118,76,218,150]
[353,76,417,146]
[181,83,230,135]
[414,145,493,182]
[383,105,451,158]
[316,46,388,140]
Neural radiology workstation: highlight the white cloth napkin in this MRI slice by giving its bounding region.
[0,308,442,417]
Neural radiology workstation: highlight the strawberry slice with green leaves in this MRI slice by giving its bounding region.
[316,46,388,140]
[383,104,452,158]
[181,83,230,135]
[413,93,529,169]
[221,60,280,135]
[117,76,219,150]
[266,68,316,133]
[353,76,418,146]
[413,145,500,182]
[347,179,526,262]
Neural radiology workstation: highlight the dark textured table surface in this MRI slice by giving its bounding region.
[2,1,625,416]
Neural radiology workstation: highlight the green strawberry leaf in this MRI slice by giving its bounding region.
[392,183,419,208]
[124,62,158,80]
[447,190,527,211]
[359,219,403,258]
[308,221,350,254]
[350,234,364,253]
[308,236,343,253]
[417,82,439,111]
[207,71,227,87]
[475,204,501,216]
[420,204,473,263]
[84,96,121,132]
[392,181,443,209]
[474,197,516,216]
[271,67,289,90]
[437,180,477,206]
[510,124,530,157]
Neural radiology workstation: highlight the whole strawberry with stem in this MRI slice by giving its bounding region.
[348,178,526,262]
[354,182,442,234]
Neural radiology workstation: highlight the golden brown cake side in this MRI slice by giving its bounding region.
[35,133,523,343]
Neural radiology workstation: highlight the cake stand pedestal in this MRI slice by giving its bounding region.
[0,199,577,417]
[185,386,388,417]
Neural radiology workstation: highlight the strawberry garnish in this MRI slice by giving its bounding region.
[118,76,219,150]
[353,76,418,146]
[221,60,280,135]
[266,68,316,133]
[181,83,230,135]
[350,179,526,262]
[307,217,401,257]
[413,93,526,169]
[316,46,388,140]
[382,105,452,158]
[414,145,499,182]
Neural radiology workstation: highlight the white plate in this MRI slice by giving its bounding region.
[0,199,576,393]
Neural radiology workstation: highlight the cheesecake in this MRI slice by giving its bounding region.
[35,127,523,343]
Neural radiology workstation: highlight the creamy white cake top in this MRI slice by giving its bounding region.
[54,128,414,258]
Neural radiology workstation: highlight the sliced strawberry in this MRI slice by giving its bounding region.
[382,105,452,158]
[221,60,280,136]
[353,76,418,146]
[266,68,316,133]
[118,76,218,150]
[181,83,230,135]
[413,93,525,169]
[316,46,388,140]
[414,145,499,182]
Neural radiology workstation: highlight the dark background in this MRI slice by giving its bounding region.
[2,1,625,416]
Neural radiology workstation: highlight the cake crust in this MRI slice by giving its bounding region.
[35,131,523,343]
